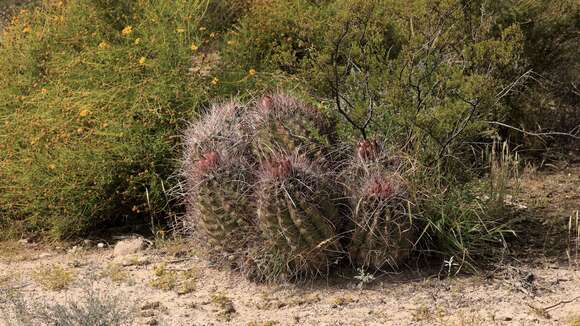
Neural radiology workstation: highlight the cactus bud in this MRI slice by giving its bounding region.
[195,151,221,174]
[357,139,380,162]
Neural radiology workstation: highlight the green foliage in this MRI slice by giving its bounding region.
[216,0,575,163]
[0,0,208,239]
[418,185,513,273]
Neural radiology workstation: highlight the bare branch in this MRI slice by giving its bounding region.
[485,121,580,140]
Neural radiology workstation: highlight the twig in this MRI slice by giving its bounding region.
[485,121,580,140]
[543,295,580,311]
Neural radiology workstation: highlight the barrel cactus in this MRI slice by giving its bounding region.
[182,101,255,253]
[182,100,250,182]
[250,93,336,161]
[348,172,415,269]
[188,150,255,252]
[344,140,416,270]
[254,154,343,279]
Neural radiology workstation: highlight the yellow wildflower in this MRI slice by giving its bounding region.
[41,88,48,95]
[79,109,90,117]
[134,38,141,45]
[98,41,109,49]
[22,26,31,34]
[121,26,133,36]
[138,57,146,65]
[176,28,186,33]
[211,77,219,86]
[190,42,198,52]
[48,164,56,170]
[226,40,236,46]
[248,68,257,76]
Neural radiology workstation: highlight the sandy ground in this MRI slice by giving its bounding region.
[0,243,578,326]
[1,162,579,325]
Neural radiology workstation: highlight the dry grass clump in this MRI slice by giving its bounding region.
[32,264,75,291]
[1,285,134,326]
[210,291,236,320]
[0,241,28,262]
[101,263,131,284]
[148,263,197,295]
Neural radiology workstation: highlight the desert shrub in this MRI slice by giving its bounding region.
[217,0,578,164]
[218,0,529,174]
[0,0,209,239]
[0,286,134,326]
[486,0,579,149]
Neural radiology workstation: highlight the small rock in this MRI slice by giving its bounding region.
[97,242,105,248]
[140,310,156,318]
[67,245,81,254]
[69,260,82,268]
[222,302,236,315]
[145,319,158,326]
[17,239,29,245]
[113,238,146,257]
[141,301,162,311]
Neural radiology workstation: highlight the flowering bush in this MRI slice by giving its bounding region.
[0,0,208,238]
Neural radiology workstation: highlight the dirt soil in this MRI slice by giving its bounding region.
[1,163,579,326]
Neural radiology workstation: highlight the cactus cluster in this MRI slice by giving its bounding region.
[182,93,417,281]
